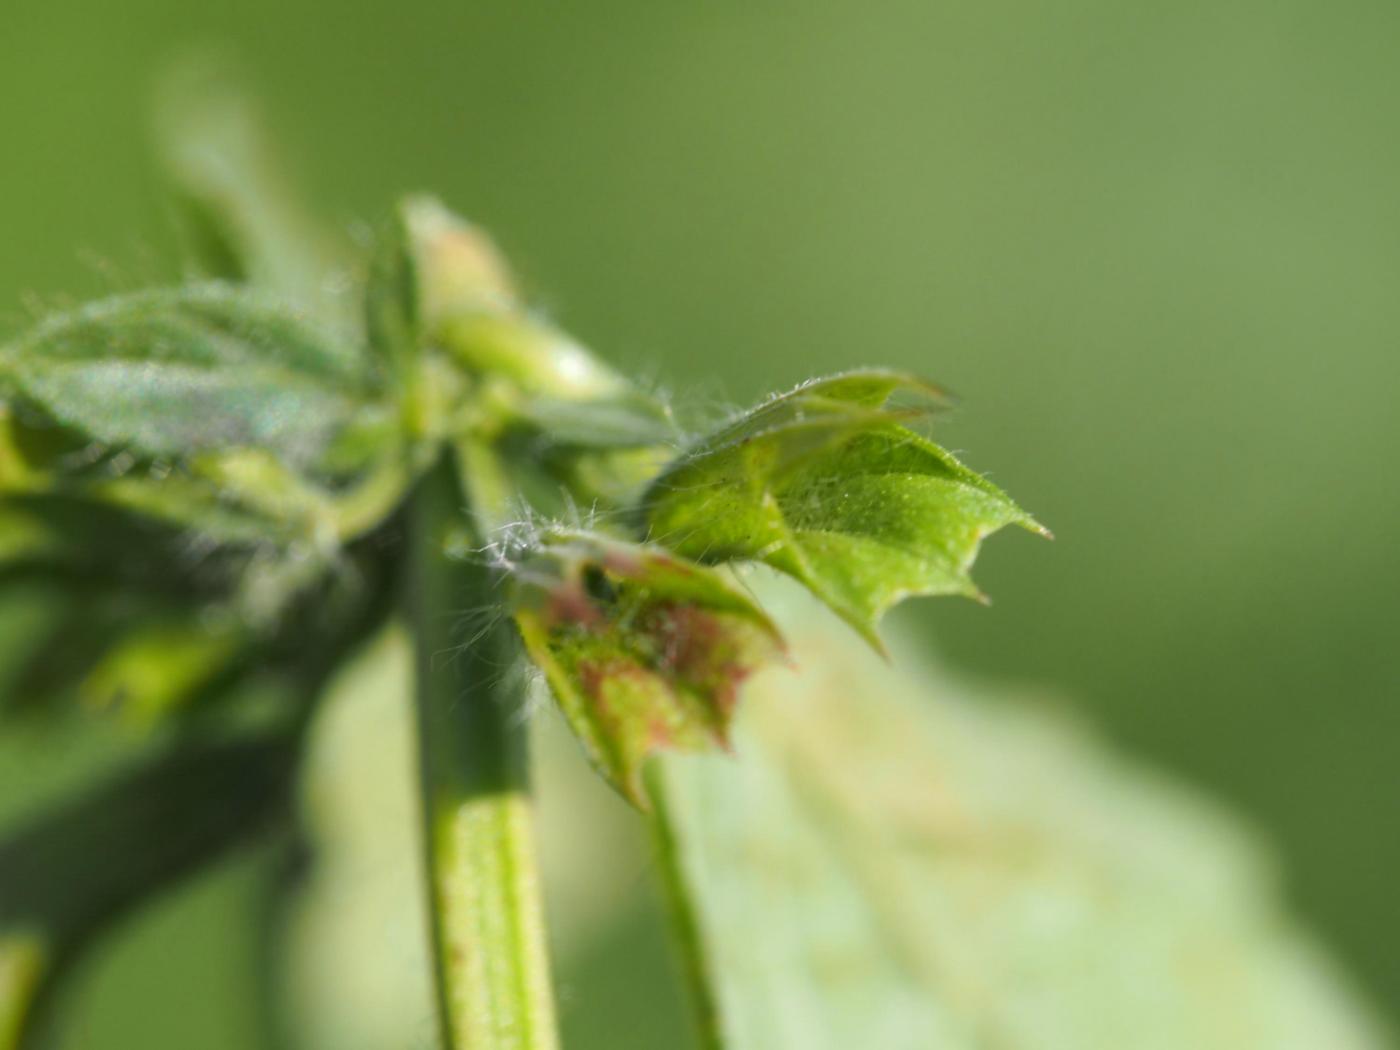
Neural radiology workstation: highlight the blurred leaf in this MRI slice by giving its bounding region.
[0,490,395,723]
[0,499,250,720]
[511,530,783,805]
[643,370,1044,649]
[365,195,519,375]
[650,577,1391,1050]
[272,624,437,1050]
[368,196,676,464]
[0,731,296,1050]
[0,284,374,472]
[155,61,352,323]
[506,392,676,451]
[0,287,418,606]
[1,587,198,719]
[0,936,43,1050]
[0,496,245,589]
[440,311,629,403]
[76,619,244,724]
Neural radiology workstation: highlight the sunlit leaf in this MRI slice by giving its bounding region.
[510,530,783,805]
[643,370,1045,649]
[439,311,633,407]
[365,195,519,373]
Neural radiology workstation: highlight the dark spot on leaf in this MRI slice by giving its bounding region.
[581,564,618,606]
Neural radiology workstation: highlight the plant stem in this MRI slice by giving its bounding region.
[406,455,558,1050]
[645,764,724,1050]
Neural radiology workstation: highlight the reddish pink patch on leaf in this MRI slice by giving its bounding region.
[542,581,604,630]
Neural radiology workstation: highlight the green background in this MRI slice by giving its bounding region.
[1,0,1397,1044]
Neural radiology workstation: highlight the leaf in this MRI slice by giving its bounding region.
[76,618,244,723]
[365,195,520,374]
[0,731,296,1050]
[649,575,1392,1050]
[366,197,677,460]
[505,390,677,451]
[155,61,353,323]
[510,530,783,805]
[642,370,1045,650]
[365,197,650,413]
[0,284,374,473]
[271,624,437,1050]
[0,479,395,723]
[0,587,199,719]
[0,285,419,589]
[439,311,633,405]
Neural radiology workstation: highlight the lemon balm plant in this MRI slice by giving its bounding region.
[0,82,1045,1050]
[0,83,1391,1050]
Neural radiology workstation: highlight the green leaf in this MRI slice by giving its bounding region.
[155,61,352,323]
[0,483,394,723]
[0,284,374,472]
[368,197,678,460]
[649,576,1392,1050]
[0,587,198,719]
[0,488,319,626]
[272,624,436,1050]
[510,530,783,805]
[439,311,631,404]
[505,390,676,450]
[642,370,1045,649]
[0,285,419,590]
[365,195,520,375]
[0,731,296,1049]
[366,195,677,465]
[76,618,244,723]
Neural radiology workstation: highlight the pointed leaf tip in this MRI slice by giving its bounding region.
[641,370,1042,649]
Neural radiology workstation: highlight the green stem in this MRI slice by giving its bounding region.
[406,455,558,1050]
[645,764,724,1050]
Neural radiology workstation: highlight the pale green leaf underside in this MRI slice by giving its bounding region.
[652,576,1391,1050]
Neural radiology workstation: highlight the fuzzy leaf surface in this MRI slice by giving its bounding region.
[0,284,376,473]
[643,370,1044,648]
[511,530,782,805]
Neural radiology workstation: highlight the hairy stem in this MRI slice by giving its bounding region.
[406,456,558,1050]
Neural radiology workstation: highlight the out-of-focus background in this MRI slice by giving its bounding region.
[1,1,1397,1045]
